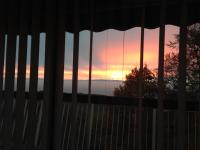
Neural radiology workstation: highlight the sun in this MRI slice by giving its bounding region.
[110,71,124,80]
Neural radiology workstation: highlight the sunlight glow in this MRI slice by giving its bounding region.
[11,26,179,81]
[111,71,124,80]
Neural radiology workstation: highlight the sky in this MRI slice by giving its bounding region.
[12,25,179,82]
[63,25,179,81]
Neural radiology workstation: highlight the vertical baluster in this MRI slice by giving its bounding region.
[62,104,70,150]
[195,112,197,150]
[110,106,116,150]
[127,106,131,149]
[77,104,84,149]
[198,51,200,150]
[152,109,157,150]
[157,1,166,150]
[104,105,110,150]
[86,0,95,149]
[85,30,94,149]
[22,103,29,141]
[61,104,66,126]
[80,104,87,150]
[177,1,188,150]
[41,0,66,149]
[50,0,66,149]
[121,106,126,149]
[82,103,90,150]
[3,0,18,149]
[173,111,176,150]
[186,112,188,150]
[0,0,6,126]
[138,5,145,150]
[60,103,66,150]
[0,1,6,139]
[99,105,105,150]
[115,106,120,150]
[198,53,200,150]
[68,0,80,148]
[167,112,170,150]
[145,110,149,150]
[192,111,195,150]
[67,123,72,150]
[14,0,29,148]
[26,0,41,148]
[93,105,100,150]
[34,102,43,147]
[81,104,89,150]
[0,34,5,143]
[133,108,137,149]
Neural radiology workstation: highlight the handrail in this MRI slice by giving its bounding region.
[2,91,199,111]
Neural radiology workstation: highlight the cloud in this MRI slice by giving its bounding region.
[9,25,179,81]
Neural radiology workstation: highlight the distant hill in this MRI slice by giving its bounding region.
[63,80,123,96]
[11,79,123,96]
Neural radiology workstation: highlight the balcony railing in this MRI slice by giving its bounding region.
[0,0,200,150]
[0,92,199,150]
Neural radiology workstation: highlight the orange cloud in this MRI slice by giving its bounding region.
[8,26,179,81]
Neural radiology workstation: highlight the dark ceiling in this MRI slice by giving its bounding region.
[0,0,200,33]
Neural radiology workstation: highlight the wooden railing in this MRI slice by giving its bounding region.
[0,0,199,150]
[0,92,199,150]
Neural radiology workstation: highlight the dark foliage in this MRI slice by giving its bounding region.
[114,24,200,99]
[114,65,157,98]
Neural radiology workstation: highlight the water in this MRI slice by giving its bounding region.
[13,79,123,96]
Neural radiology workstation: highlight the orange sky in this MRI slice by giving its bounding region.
[73,25,179,80]
[10,25,179,81]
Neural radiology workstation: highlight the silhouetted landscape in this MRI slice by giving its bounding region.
[0,0,200,150]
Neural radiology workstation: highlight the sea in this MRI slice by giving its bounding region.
[11,79,123,96]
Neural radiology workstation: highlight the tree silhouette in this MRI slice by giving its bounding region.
[166,24,200,94]
[114,65,157,98]
[164,52,179,91]
[114,24,200,99]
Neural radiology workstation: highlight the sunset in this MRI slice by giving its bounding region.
[60,25,180,81]
[6,25,180,96]
[1,0,200,149]
[12,25,179,81]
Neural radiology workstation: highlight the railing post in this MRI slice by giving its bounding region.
[86,31,94,150]
[152,109,157,150]
[68,0,80,149]
[0,7,6,138]
[157,1,166,150]
[69,31,79,150]
[177,1,187,150]
[138,6,145,150]
[3,0,18,149]
[13,0,30,149]
[41,0,65,149]
[198,36,200,150]
[86,0,95,149]
[52,0,66,150]
[0,34,5,140]
[0,0,6,131]
[26,0,41,149]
